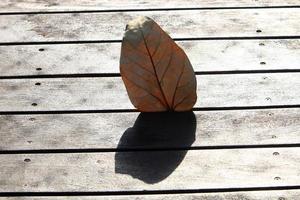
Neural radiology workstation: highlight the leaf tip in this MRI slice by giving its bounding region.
[126,16,152,31]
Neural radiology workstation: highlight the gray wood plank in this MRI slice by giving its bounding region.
[1,39,299,76]
[0,108,299,150]
[0,73,299,111]
[0,9,299,42]
[0,0,299,12]
[0,148,299,191]
[1,190,300,199]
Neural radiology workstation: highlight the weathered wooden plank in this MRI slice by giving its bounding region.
[0,148,299,191]
[1,39,299,76]
[0,0,299,12]
[0,9,299,42]
[0,108,299,150]
[1,190,300,199]
[0,73,299,111]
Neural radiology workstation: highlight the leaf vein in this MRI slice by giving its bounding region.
[121,73,166,108]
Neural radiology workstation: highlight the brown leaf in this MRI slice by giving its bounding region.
[120,16,197,112]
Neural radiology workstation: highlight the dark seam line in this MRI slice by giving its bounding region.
[1,144,300,154]
[0,73,121,79]
[1,69,300,79]
[0,5,299,15]
[1,105,300,115]
[1,185,300,196]
[0,40,122,45]
[0,109,137,115]
[195,69,300,75]
[0,36,300,46]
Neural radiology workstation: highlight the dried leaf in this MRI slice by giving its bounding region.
[120,16,197,112]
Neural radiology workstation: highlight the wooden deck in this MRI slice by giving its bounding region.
[0,0,300,199]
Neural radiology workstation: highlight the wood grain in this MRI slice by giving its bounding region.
[0,73,299,111]
[0,0,299,12]
[0,108,299,150]
[0,8,299,42]
[1,39,299,76]
[0,148,300,192]
[1,190,300,199]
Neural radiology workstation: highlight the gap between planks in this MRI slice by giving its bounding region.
[3,70,300,79]
[1,188,300,198]
[1,6,300,15]
[0,0,299,13]
[1,36,300,46]
[2,105,300,115]
[0,189,300,199]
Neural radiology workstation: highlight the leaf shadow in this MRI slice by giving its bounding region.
[115,111,196,184]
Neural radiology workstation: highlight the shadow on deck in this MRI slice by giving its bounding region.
[115,111,196,183]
